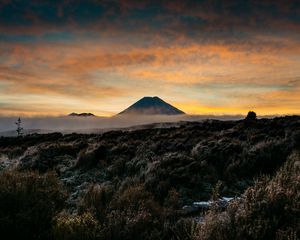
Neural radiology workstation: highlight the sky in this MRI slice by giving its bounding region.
[0,0,300,116]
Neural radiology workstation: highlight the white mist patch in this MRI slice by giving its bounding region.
[0,114,245,136]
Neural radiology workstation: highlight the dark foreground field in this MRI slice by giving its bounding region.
[0,116,299,240]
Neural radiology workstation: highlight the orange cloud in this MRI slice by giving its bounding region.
[0,33,299,116]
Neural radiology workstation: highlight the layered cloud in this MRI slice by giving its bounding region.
[0,0,299,116]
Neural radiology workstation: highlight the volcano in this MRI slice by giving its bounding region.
[118,96,185,115]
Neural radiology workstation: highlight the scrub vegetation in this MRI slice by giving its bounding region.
[0,115,299,239]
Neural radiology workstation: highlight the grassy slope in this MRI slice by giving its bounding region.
[0,116,299,239]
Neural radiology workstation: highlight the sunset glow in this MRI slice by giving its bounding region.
[0,0,299,116]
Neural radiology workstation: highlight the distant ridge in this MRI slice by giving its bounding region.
[118,96,185,115]
[68,112,95,117]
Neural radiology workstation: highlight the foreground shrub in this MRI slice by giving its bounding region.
[167,218,199,240]
[76,144,108,169]
[0,170,66,240]
[105,184,163,240]
[52,213,102,240]
[78,183,114,220]
[196,152,300,240]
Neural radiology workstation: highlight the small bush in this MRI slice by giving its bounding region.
[106,184,163,240]
[76,144,108,169]
[19,143,81,172]
[168,218,199,240]
[245,111,257,121]
[0,170,66,240]
[79,183,114,220]
[52,213,102,240]
[195,152,300,240]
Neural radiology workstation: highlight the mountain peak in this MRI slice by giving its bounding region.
[118,96,185,115]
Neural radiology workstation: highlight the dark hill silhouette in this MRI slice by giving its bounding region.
[68,113,95,117]
[118,96,185,115]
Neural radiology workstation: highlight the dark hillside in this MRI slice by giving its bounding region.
[1,116,299,201]
[0,116,299,239]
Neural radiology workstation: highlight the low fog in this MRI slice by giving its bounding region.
[0,114,246,136]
